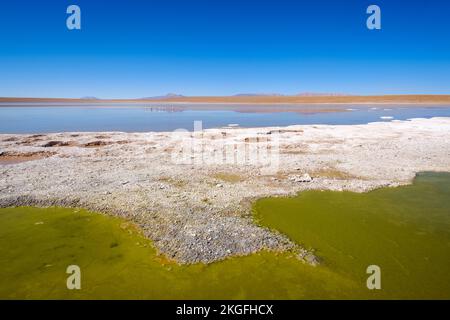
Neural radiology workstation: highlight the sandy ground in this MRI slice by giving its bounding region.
[1,118,450,264]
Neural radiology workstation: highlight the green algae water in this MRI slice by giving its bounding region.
[255,172,450,299]
[0,172,449,299]
[0,208,352,299]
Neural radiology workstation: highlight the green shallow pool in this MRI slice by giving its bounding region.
[254,172,450,299]
[1,172,449,299]
[0,207,355,299]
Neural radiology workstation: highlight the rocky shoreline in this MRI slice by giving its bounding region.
[1,118,450,264]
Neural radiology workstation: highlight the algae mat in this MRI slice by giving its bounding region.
[1,173,449,299]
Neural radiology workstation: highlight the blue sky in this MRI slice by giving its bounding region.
[0,0,449,98]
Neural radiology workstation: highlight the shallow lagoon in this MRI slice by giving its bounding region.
[255,172,450,299]
[0,207,351,299]
[0,172,449,299]
[1,104,450,133]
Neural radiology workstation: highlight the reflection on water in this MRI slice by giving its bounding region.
[0,104,450,133]
[1,173,449,299]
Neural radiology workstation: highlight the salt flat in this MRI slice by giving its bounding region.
[1,118,449,264]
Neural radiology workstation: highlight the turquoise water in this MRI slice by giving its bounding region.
[0,104,449,133]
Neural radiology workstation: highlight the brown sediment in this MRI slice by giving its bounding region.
[13,135,47,146]
[42,141,78,147]
[83,140,113,148]
[212,173,244,183]
[311,167,360,180]
[2,137,19,142]
[0,151,56,164]
[281,146,309,155]
[115,140,131,145]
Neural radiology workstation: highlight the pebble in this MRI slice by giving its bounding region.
[288,173,313,183]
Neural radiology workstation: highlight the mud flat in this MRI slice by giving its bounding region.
[1,118,450,264]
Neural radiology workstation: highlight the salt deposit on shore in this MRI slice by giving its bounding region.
[1,118,449,264]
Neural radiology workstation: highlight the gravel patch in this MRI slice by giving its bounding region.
[1,118,449,264]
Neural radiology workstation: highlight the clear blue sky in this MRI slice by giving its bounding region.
[0,0,449,98]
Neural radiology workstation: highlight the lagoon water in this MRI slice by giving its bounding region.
[1,172,449,299]
[1,104,450,133]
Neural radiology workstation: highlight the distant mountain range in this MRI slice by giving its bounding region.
[233,93,285,97]
[83,93,349,100]
[233,92,349,97]
[296,92,349,97]
[141,93,185,99]
[2,95,450,104]
[80,96,100,100]
[80,93,349,100]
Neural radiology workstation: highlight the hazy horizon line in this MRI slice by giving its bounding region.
[2,93,450,100]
